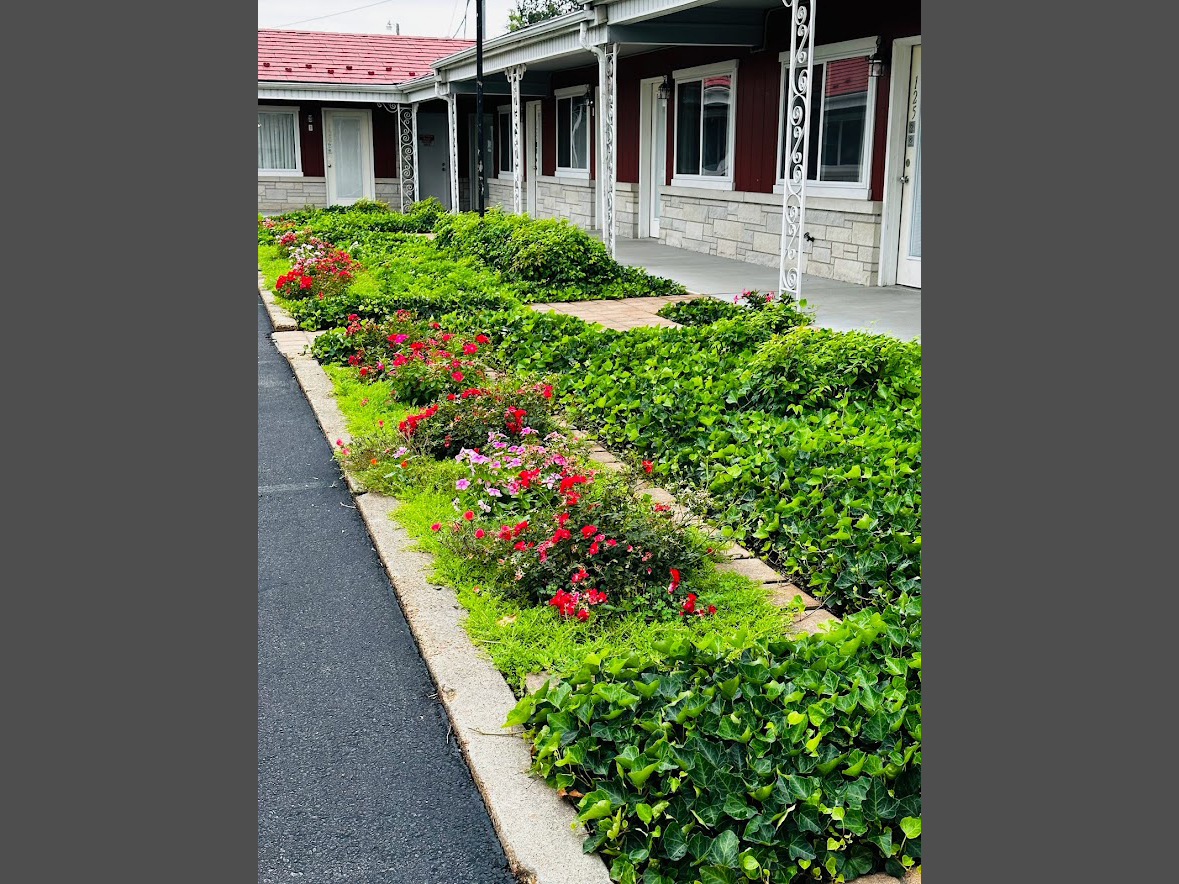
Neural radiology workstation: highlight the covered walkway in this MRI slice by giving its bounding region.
[613,238,921,341]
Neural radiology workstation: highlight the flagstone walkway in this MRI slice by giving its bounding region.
[528,294,696,331]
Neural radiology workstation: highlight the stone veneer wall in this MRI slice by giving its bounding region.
[657,186,883,286]
[535,177,596,230]
[258,177,327,215]
[257,176,405,215]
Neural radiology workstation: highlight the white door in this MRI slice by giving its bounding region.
[649,81,667,236]
[416,112,450,210]
[526,101,541,217]
[896,45,921,288]
[323,109,374,206]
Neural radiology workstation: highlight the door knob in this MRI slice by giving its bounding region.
[899,175,909,183]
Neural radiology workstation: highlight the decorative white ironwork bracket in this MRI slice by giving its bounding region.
[779,0,817,300]
[397,103,419,212]
[505,65,527,214]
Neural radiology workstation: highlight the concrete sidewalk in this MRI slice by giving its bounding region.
[613,238,921,341]
[258,300,513,884]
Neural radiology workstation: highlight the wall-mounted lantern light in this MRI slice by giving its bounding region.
[868,38,887,78]
[657,75,672,102]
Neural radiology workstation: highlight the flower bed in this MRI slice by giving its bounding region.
[258,208,922,882]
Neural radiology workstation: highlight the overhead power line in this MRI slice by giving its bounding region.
[275,0,399,29]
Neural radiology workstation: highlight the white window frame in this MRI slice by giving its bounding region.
[670,60,738,191]
[258,105,302,177]
[554,84,591,179]
[775,37,877,200]
[496,105,514,179]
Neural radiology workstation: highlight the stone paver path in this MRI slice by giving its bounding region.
[529,294,697,331]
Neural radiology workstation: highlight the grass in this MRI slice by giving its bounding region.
[321,365,798,695]
[258,243,383,307]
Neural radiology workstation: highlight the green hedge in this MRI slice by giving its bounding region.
[509,595,921,883]
[434,209,687,302]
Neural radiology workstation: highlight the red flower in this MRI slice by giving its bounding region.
[559,476,588,494]
[642,460,653,473]
[605,539,617,547]
[498,526,513,542]
[571,569,589,584]
[541,385,553,400]
[475,529,485,539]
[463,510,474,521]
[452,371,464,383]
[475,334,490,344]
[707,605,717,615]
[576,609,589,621]
[557,512,570,527]
[552,528,572,543]
[462,343,478,355]
[587,542,599,555]
[513,520,529,537]
[430,523,441,532]
[581,525,597,538]
[670,568,681,587]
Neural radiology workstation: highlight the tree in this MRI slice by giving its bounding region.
[507,0,582,32]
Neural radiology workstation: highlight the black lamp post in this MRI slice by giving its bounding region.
[475,0,486,216]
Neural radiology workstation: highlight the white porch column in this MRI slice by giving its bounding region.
[445,93,460,212]
[505,65,527,214]
[779,0,817,300]
[397,103,419,211]
[597,43,618,258]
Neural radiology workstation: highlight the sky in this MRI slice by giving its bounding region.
[258,0,520,40]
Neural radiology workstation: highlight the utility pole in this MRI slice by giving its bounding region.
[475,0,485,215]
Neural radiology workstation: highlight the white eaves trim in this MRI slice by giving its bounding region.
[259,82,407,103]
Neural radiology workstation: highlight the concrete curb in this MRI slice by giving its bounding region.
[261,288,916,884]
[257,275,300,332]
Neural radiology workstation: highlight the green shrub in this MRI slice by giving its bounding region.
[508,595,922,884]
[656,297,742,326]
[742,328,922,412]
[434,210,686,302]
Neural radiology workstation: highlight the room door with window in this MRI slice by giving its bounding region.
[323,109,374,206]
[896,45,921,288]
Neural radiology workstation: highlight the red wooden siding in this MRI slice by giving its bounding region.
[299,106,325,177]
[372,107,398,179]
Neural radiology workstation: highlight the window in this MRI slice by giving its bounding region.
[258,106,301,175]
[497,106,513,175]
[555,87,590,174]
[672,62,737,187]
[778,38,876,198]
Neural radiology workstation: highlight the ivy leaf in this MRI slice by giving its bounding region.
[786,829,817,861]
[900,816,921,839]
[662,824,688,862]
[699,867,737,884]
[708,829,741,868]
[863,779,899,822]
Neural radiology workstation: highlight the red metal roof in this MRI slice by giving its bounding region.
[258,29,473,86]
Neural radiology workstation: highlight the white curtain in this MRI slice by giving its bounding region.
[259,113,297,170]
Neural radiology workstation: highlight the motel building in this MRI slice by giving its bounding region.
[259,0,921,296]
